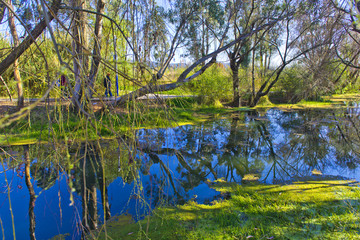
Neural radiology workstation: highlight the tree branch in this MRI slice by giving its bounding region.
[109,14,290,107]
[0,0,62,76]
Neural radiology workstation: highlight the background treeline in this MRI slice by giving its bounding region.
[0,0,359,110]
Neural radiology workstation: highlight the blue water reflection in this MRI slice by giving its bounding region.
[1,107,360,239]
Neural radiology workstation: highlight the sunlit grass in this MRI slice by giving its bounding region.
[0,97,237,145]
[92,180,360,240]
[256,93,360,110]
[2,93,360,145]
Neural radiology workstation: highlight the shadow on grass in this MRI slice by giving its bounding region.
[92,179,360,240]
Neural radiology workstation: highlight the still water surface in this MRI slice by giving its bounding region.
[1,105,360,239]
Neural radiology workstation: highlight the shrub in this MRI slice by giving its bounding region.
[185,64,232,105]
[275,66,305,103]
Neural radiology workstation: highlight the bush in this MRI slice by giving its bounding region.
[185,64,232,105]
[275,66,305,103]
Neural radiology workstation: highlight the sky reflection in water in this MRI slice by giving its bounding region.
[0,106,360,239]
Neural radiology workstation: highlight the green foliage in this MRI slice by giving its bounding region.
[186,65,232,105]
[334,71,360,95]
[256,95,272,106]
[272,66,306,103]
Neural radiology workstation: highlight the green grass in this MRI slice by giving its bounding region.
[92,180,360,240]
[2,93,360,145]
[0,97,240,145]
[155,85,192,95]
[255,94,350,110]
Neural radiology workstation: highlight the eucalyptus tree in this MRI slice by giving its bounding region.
[5,0,24,108]
[224,0,285,107]
[70,0,89,107]
[182,0,225,61]
[1,0,41,108]
[248,0,342,106]
[0,0,291,128]
[106,0,291,109]
[0,0,62,76]
[329,0,360,87]
[293,0,346,100]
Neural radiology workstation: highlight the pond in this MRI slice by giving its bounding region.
[1,104,360,239]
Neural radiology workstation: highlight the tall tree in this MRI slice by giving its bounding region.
[70,0,89,109]
[7,0,24,108]
[87,0,106,99]
[226,0,281,107]
[183,0,225,61]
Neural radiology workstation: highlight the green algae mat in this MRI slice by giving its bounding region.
[92,180,360,240]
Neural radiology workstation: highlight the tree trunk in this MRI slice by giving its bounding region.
[14,60,23,108]
[251,65,285,107]
[0,3,6,23]
[7,0,24,109]
[230,58,240,107]
[251,37,256,106]
[259,43,264,77]
[87,0,106,99]
[71,0,88,109]
[267,49,271,69]
[107,15,289,109]
[0,0,61,76]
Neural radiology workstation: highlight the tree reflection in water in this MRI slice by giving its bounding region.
[1,107,360,239]
[71,143,112,235]
[24,145,36,240]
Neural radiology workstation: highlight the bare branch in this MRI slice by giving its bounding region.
[109,14,290,107]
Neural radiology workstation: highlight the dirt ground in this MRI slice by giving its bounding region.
[0,99,75,118]
[0,100,17,116]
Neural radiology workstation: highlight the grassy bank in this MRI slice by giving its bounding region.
[254,94,360,110]
[92,179,360,240]
[0,97,249,145]
[1,93,359,145]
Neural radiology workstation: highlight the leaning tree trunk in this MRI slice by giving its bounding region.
[0,0,61,76]
[7,0,24,109]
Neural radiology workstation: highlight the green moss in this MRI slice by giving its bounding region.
[93,180,360,240]
[258,93,360,110]
[256,95,273,107]
[326,93,360,102]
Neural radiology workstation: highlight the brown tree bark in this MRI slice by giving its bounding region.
[71,0,89,108]
[7,0,23,108]
[87,0,106,99]
[230,59,241,107]
[0,0,61,76]
[0,3,6,23]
